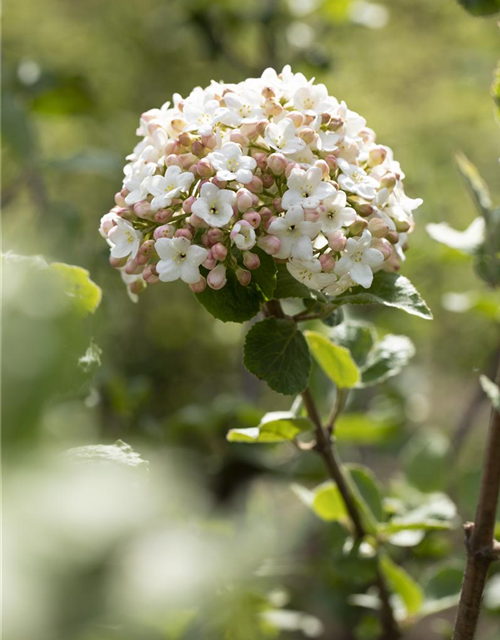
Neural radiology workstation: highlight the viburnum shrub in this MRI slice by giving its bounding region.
[100,65,422,307]
[99,67,449,639]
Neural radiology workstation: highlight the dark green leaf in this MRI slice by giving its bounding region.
[360,335,415,387]
[244,318,311,395]
[333,272,433,320]
[457,0,500,16]
[304,330,360,388]
[380,552,424,617]
[347,464,384,523]
[402,430,450,493]
[274,263,325,301]
[332,321,377,368]
[196,269,261,323]
[421,564,463,616]
[249,248,277,299]
[227,411,312,443]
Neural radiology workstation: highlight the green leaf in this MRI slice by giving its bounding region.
[456,151,492,214]
[304,330,360,388]
[380,520,451,535]
[227,411,312,443]
[50,262,102,315]
[335,413,398,445]
[274,263,325,301]
[65,440,149,470]
[333,272,433,320]
[196,268,261,323]
[379,552,424,617]
[248,248,277,299]
[359,335,415,387]
[480,375,500,411]
[244,318,311,395]
[402,430,450,493]
[332,321,377,368]
[426,218,485,255]
[420,564,463,616]
[312,482,348,522]
[457,0,500,16]
[347,464,384,523]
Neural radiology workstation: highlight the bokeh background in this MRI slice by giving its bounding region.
[3,0,500,639]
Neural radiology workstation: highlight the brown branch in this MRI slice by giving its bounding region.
[452,358,500,640]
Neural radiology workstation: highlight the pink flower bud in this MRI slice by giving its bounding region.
[372,238,393,260]
[189,276,207,293]
[134,201,152,219]
[262,86,276,99]
[165,139,181,155]
[285,162,300,178]
[304,209,320,222]
[272,197,283,213]
[243,251,261,270]
[189,213,207,228]
[196,158,214,178]
[328,116,344,131]
[202,250,217,270]
[212,177,227,189]
[252,152,268,170]
[380,173,397,189]
[327,231,347,252]
[175,228,193,241]
[236,268,251,286]
[191,140,205,157]
[349,217,368,235]
[243,211,261,228]
[287,111,305,128]
[319,253,336,272]
[136,239,156,265]
[129,278,147,295]
[268,153,288,176]
[230,130,249,146]
[201,133,217,149]
[315,159,330,180]
[178,132,192,147]
[143,264,160,283]
[179,153,198,170]
[263,215,276,231]
[236,188,254,213]
[182,195,196,214]
[212,242,228,261]
[261,174,275,189]
[207,228,224,245]
[259,207,273,221]
[395,218,411,233]
[247,175,263,194]
[264,99,283,118]
[258,235,281,256]
[356,203,375,217]
[125,259,143,275]
[166,154,181,167]
[325,155,338,172]
[154,224,174,240]
[386,230,399,245]
[368,146,387,167]
[115,191,127,207]
[110,256,128,268]
[368,218,389,238]
[298,128,316,145]
[154,208,174,224]
[207,264,227,290]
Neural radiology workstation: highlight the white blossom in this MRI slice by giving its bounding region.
[264,119,306,155]
[267,205,321,260]
[334,230,384,288]
[214,89,264,127]
[282,166,336,209]
[319,191,357,234]
[337,159,379,200]
[155,237,208,284]
[287,257,336,289]
[231,221,256,250]
[191,182,236,227]
[143,166,195,211]
[107,218,142,260]
[207,142,257,184]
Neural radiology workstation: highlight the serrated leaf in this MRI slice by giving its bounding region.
[456,151,493,214]
[51,262,102,315]
[332,321,377,368]
[426,218,485,254]
[65,440,148,470]
[359,335,415,387]
[227,411,312,443]
[333,272,432,320]
[457,0,500,16]
[304,330,360,388]
[244,318,311,395]
[274,263,325,301]
[196,268,261,323]
[335,413,398,444]
[379,552,424,617]
[248,248,277,299]
[480,374,500,411]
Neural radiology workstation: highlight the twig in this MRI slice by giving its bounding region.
[452,357,500,640]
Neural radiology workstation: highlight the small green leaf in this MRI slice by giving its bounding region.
[312,482,348,522]
[51,262,102,315]
[274,263,325,301]
[244,318,311,395]
[347,464,384,523]
[456,151,493,214]
[227,411,312,443]
[332,321,377,368]
[248,248,277,299]
[480,375,500,411]
[334,272,433,320]
[421,563,463,617]
[426,218,485,255]
[457,0,500,17]
[65,440,148,470]
[360,335,415,387]
[304,330,360,388]
[335,413,398,445]
[380,520,451,535]
[196,269,261,323]
[379,552,424,617]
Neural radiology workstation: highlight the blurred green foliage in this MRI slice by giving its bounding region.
[3,0,500,638]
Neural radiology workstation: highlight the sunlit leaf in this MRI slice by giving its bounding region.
[359,335,415,387]
[426,217,485,254]
[304,330,360,388]
[227,411,312,443]
[456,151,492,214]
[65,440,149,470]
[51,262,102,315]
[335,413,398,444]
[380,552,424,617]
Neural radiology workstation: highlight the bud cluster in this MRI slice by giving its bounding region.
[99,66,422,301]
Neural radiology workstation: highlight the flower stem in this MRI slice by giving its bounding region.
[452,358,500,640]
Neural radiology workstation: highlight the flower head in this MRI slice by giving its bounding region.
[155,237,208,284]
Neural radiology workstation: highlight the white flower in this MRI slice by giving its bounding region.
[123,159,157,206]
[264,119,306,155]
[207,142,257,184]
[287,257,336,290]
[334,230,384,288]
[337,159,379,200]
[107,218,142,260]
[231,221,256,250]
[155,237,208,284]
[319,191,357,234]
[282,166,336,209]
[292,83,336,116]
[214,89,264,127]
[99,211,119,238]
[120,270,144,303]
[143,166,194,211]
[183,89,220,136]
[322,273,355,297]
[191,182,236,227]
[267,205,321,260]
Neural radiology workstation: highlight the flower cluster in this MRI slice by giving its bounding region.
[99,66,422,302]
